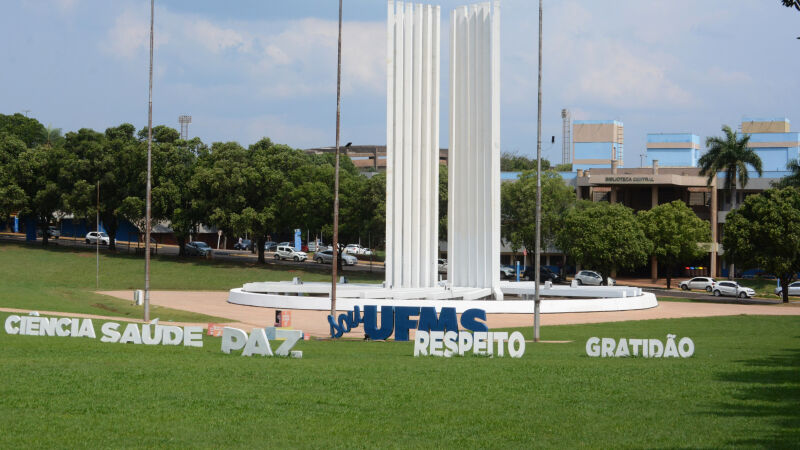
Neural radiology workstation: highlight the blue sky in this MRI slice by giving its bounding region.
[2,1,799,167]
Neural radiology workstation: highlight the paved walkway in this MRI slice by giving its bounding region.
[98,290,800,338]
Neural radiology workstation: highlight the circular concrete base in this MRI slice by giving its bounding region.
[228,281,658,314]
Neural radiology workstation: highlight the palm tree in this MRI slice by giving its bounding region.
[699,125,763,210]
[775,159,800,188]
[699,125,763,279]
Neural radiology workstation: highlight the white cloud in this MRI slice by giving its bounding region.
[102,7,384,98]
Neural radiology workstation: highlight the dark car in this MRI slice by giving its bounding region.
[234,239,252,251]
[264,241,278,252]
[523,266,562,283]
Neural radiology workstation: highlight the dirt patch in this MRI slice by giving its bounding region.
[91,303,122,314]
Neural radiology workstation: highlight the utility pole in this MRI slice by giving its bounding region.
[144,0,154,322]
[331,0,343,321]
[96,181,99,290]
[534,0,543,343]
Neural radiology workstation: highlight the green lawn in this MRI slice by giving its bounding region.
[0,242,381,322]
[0,313,797,447]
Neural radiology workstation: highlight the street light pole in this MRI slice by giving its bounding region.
[331,0,343,320]
[144,0,154,322]
[534,0,543,343]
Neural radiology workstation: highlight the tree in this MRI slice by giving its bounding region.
[553,163,572,172]
[10,144,74,246]
[65,124,146,250]
[501,169,575,256]
[782,0,799,12]
[0,133,28,220]
[638,200,711,289]
[556,201,651,282]
[0,113,47,148]
[699,125,763,209]
[774,159,800,188]
[44,125,65,148]
[151,135,205,256]
[699,125,763,278]
[723,188,800,303]
[500,151,550,172]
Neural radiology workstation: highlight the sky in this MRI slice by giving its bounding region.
[1,0,799,168]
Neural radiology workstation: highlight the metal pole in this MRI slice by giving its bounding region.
[534,0,543,342]
[96,181,99,290]
[331,0,343,320]
[144,0,154,322]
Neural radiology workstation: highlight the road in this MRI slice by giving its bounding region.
[0,233,386,274]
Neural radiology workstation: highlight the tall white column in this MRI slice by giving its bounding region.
[448,2,501,297]
[386,1,440,289]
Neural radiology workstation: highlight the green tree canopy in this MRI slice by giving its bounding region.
[638,200,711,288]
[9,143,74,246]
[501,169,575,255]
[500,151,550,172]
[64,124,146,250]
[774,159,800,188]
[723,187,800,303]
[0,133,29,222]
[150,135,206,255]
[0,113,47,148]
[556,201,652,281]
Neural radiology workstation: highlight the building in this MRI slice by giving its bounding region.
[646,133,700,167]
[572,120,624,171]
[570,117,798,279]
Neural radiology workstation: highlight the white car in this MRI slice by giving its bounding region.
[85,231,111,245]
[274,245,307,262]
[574,270,614,286]
[679,277,717,293]
[712,281,755,299]
[344,244,373,256]
[774,281,800,297]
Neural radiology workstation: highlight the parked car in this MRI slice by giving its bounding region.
[275,245,307,262]
[314,249,357,265]
[85,231,111,245]
[713,281,755,298]
[574,270,614,286]
[264,241,278,252]
[524,266,562,283]
[500,265,516,279]
[185,241,212,257]
[46,226,60,239]
[438,259,447,274]
[775,281,800,297]
[278,241,291,247]
[234,239,253,251]
[344,244,373,256]
[679,277,717,293]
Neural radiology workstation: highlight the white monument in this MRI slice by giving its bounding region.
[385,0,441,289]
[227,0,658,316]
[447,2,502,298]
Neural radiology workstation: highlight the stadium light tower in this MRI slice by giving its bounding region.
[178,115,192,140]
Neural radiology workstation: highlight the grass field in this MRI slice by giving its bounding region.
[0,242,381,322]
[0,313,797,447]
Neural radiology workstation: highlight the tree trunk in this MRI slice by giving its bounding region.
[104,216,118,251]
[40,219,49,248]
[780,275,791,304]
[729,184,736,280]
[257,237,266,264]
[666,268,672,290]
[177,236,186,257]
